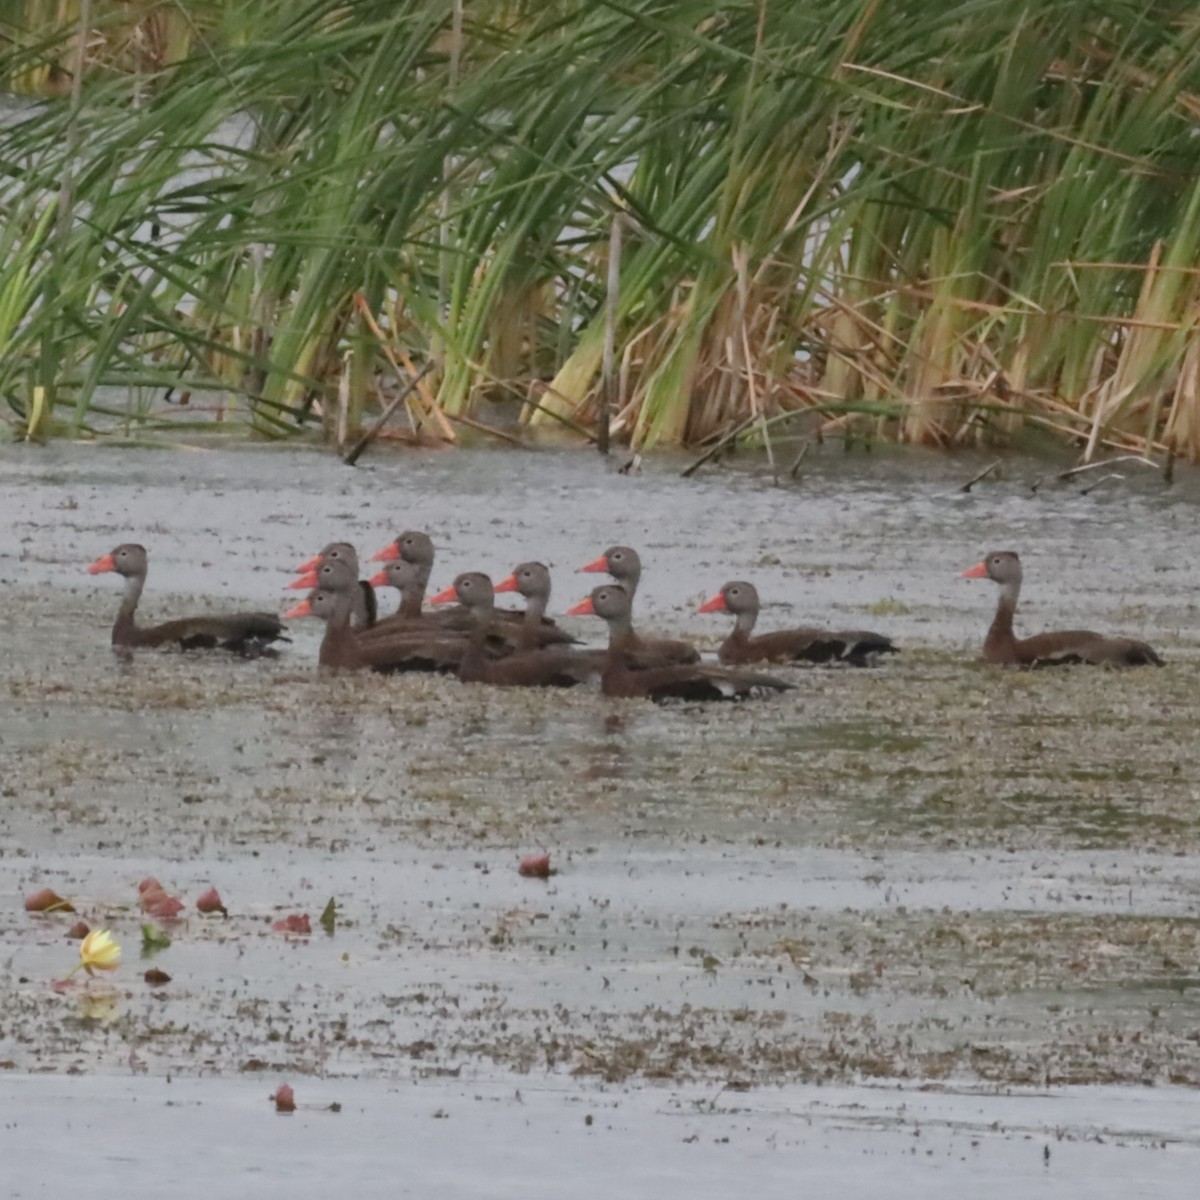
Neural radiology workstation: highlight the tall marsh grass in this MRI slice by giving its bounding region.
[3,1,1200,459]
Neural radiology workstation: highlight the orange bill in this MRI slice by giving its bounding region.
[369,543,400,563]
[287,571,318,590]
[960,561,989,579]
[428,584,458,606]
[566,596,595,616]
[283,599,313,619]
[697,592,726,613]
[87,553,116,575]
[578,554,608,574]
[493,573,519,594]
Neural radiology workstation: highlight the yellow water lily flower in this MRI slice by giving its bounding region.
[79,929,121,976]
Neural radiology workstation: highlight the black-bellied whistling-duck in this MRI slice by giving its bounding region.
[493,562,579,651]
[961,550,1162,667]
[283,584,358,669]
[360,558,432,634]
[88,543,287,655]
[429,573,599,688]
[359,555,480,638]
[578,545,699,666]
[698,581,896,667]
[294,542,376,629]
[568,585,792,702]
[286,560,465,673]
[363,560,566,654]
[581,545,644,599]
[367,530,519,635]
[367,531,436,619]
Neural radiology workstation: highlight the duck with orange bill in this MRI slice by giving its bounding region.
[578,545,698,666]
[292,542,376,629]
[569,584,792,702]
[429,573,599,687]
[286,559,467,673]
[961,551,1162,667]
[698,581,896,667]
[89,543,287,655]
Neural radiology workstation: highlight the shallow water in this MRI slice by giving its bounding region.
[3,1073,1198,1199]
[5,439,1199,643]
[2,441,1199,1192]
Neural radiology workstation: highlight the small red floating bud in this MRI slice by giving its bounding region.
[272,914,312,935]
[139,879,185,920]
[518,853,553,879]
[144,893,185,919]
[196,887,227,916]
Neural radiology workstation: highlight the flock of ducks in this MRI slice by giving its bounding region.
[85,535,1162,704]
[276,535,897,700]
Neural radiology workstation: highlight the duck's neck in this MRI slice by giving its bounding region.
[397,580,424,620]
[517,593,546,650]
[524,593,546,624]
[723,607,757,655]
[399,563,429,619]
[460,601,493,682]
[112,571,146,644]
[603,613,635,664]
[732,607,757,636]
[319,591,358,668]
[984,580,1020,656]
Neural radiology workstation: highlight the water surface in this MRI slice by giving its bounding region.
[2,442,1198,1195]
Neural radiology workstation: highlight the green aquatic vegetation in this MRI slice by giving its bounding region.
[3,3,1200,457]
[141,923,171,953]
[865,597,912,618]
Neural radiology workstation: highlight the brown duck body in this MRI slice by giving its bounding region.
[984,626,1160,667]
[366,603,563,647]
[700,581,896,667]
[718,626,890,666]
[570,585,792,702]
[623,628,700,668]
[322,618,466,674]
[459,642,600,688]
[115,612,285,653]
[89,544,286,655]
[600,655,792,702]
[964,551,1162,667]
[290,562,467,673]
[432,574,600,689]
